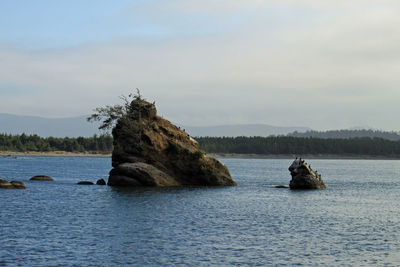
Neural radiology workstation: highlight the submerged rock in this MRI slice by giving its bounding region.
[77,181,94,185]
[0,178,26,189]
[10,181,26,189]
[288,158,326,189]
[30,175,54,181]
[96,179,106,185]
[274,185,289,189]
[0,179,13,189]
[108,96,236,187]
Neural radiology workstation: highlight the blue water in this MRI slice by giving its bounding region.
[1,157,400,266]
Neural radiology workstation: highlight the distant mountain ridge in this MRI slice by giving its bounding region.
[3,113,397,140]
[0,113,311,138]
[183,124,311,137]
[0,113,103,137]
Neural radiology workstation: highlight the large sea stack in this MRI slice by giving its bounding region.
[108,96,236,187]
[288,158,326,189]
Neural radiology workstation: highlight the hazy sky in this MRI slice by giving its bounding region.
[1,0,399,130]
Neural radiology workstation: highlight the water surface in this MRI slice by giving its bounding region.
[1,157,400,266]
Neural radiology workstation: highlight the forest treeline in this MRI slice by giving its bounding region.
[0,133,113,153]
[196,136,400,156]
[3,134,400,157]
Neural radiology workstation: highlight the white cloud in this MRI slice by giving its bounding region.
[1,1,400,130]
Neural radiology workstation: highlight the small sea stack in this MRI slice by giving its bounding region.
[288,158,326,189]
[30,175,54,181]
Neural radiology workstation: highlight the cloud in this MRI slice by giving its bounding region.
[1,1,400,130]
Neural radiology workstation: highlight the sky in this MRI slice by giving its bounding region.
[1,0,400,130]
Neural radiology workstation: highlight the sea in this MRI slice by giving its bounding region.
[1,156,400,266]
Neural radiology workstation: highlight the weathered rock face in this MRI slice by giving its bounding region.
[288,158,326,189]
[109,162,180,186]
[109,98,236,187]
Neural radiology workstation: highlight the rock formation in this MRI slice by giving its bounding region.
[288,158,326,189]
[30,175,54,181]
[0,178,26,189]
[108,96,236,187]
[96,179,106,185]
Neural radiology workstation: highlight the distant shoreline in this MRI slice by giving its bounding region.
[1,151,400,160]
[0,151,111,158]
[207,153,400,160]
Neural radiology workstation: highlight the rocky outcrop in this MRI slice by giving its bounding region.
[30,175,54,181]
[96,179,106,185]
[0,178,26,189]
[108,97,236,187]
[288,158,326,189]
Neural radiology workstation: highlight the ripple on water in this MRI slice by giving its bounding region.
[1,157,400,265]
